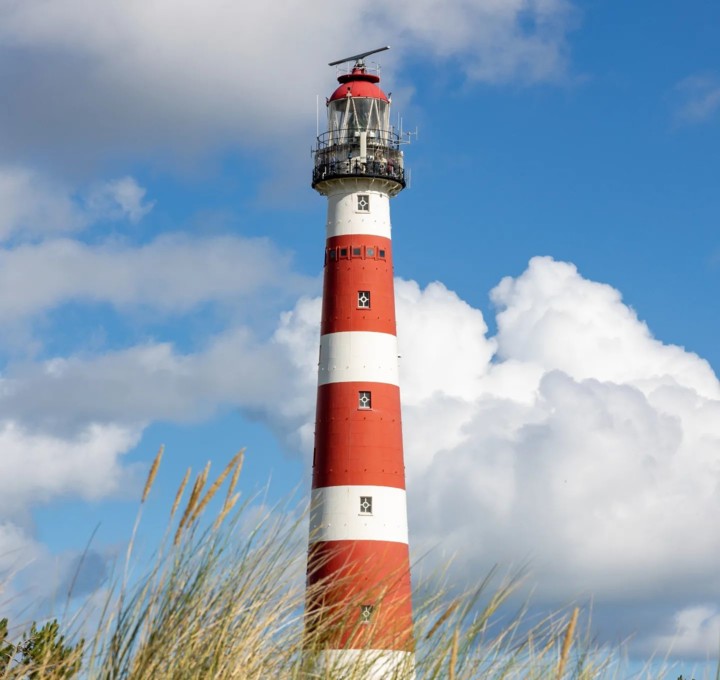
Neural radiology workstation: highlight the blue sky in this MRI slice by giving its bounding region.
[1,0,719,674]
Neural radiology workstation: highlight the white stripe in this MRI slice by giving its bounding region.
[310,485,408,544]
[318,332,399,386]
[314,649,415,679]
[326,188,392,239]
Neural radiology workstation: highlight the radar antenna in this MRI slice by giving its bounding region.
[328,46,390,67]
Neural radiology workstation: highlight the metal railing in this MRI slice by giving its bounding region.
[315,127,402,148]
[312,128,406,188]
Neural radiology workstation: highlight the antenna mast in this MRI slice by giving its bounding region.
[328,45,390,67]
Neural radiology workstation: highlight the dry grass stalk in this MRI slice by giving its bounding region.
[181,473,204,525]
[173,469,206,545]
[123,444,166,593]
[225,448,245,502]
[557,606,580,679]
[141,444,164,503]
[170,467,191,518]
[189,451,244,527]
[213,492,240,530]
[199,459,211,488]
[533,624,559,669]
[449,627,459,680]
[425,596,461,640]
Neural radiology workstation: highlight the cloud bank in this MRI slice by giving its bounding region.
[0,233,312,324]
[1,255,718,657]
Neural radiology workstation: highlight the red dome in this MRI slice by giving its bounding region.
[328,68,389,102]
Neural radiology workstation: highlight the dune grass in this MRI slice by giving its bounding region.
[1,447,629,678]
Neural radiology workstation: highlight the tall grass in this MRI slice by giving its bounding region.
[3,448,620,679]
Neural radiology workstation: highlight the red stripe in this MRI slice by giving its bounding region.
[322,235,396,336]
[306,540,413,651]
[313,382,405,490]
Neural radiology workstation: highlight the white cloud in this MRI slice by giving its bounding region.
[0,421,139,602]
[0,167,153,241]
[0,166,86,240]
[0,422,140,514]
[674,74,720,124]
[400,260,720,604]
[0,521,43,577]
[374,0,575,83]
[0,233,313,323]
[0,525,115,622]
[0,0,577,162]
[0,330,296,433]
[642,605,720,659]
[491,257,720,398]
[396,280,497,404]
[84,176,155,224]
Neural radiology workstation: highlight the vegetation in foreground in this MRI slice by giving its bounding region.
[0,447,707,678]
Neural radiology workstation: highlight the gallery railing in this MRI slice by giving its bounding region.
[312,128,406,188]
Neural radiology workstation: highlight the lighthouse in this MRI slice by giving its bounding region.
[305,47,415,677]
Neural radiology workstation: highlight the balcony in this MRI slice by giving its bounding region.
[312,129,406,190]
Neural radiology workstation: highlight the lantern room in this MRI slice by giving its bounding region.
[327,69,391,145]
[312,50,407,193]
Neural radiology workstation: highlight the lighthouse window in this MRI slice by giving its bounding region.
[359,496,373,514]
[352,247,362,257]
[360,604,374,623]
[357,291,371,309]
[358,391,372,410]
[357,194,370,212]
[339,247,348,258]
[366,247,375,257]
[378,249,386,259]
[328,249,336,261]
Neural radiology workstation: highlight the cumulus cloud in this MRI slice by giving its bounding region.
[398,261,719,654]
[491,257,720,398]
[0,0,577,164]
[674,74,720,124]
[0,421,140,513]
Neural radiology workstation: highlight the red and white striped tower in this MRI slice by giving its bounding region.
[306,47,414,677]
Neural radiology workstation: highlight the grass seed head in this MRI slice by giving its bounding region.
[141,444,164,503]
[170,467,192,519]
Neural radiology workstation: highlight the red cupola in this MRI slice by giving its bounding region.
[329,68,389,103]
